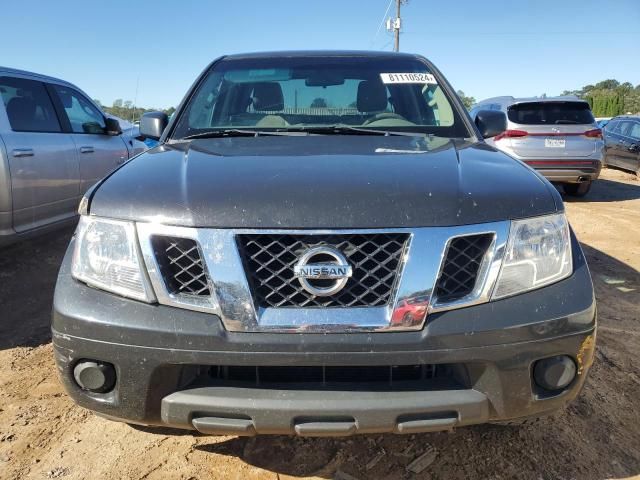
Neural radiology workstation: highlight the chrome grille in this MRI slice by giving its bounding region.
[152,236,210,296]
[237,233,409,308]
[434,234,493,302]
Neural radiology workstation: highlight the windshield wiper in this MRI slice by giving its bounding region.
[182,125,427,140]
[182,129,308,140]
[286,125,426,137]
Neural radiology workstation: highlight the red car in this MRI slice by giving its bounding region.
[391,295,429,326]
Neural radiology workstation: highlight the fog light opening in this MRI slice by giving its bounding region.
[533,355,576,392]
[73,360,116,393]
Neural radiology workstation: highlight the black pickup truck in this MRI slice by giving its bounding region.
[52,51,596,436]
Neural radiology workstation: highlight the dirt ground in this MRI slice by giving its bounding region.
[0,168,639,480]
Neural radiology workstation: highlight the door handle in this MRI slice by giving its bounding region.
[79,146,95,154]
[12,148,34,157]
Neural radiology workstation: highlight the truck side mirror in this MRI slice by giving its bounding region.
[475,110,507,139]
[104,117,122,136]
[139,112,169,141]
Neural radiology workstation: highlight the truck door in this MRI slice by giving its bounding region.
[620,121,640,173]
[0,75,79,233]
[49,84,128,195]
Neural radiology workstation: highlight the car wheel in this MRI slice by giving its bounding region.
[563,181,591,197]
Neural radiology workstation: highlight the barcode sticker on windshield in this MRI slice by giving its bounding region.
[380,73,438,84]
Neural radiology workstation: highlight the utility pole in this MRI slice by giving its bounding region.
[386,0,406,52]
[394,0,401,52]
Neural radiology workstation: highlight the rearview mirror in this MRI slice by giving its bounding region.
[475,110,507,139]
[139,112,168,141]
[104,117,122,136]
[305,72,345,87]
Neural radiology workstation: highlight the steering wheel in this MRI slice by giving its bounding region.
[362,112,407,125]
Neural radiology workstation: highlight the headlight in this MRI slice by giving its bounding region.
[72,216,155,302]
[492,213,572,299]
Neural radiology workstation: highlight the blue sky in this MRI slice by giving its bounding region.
[1,0,638,109]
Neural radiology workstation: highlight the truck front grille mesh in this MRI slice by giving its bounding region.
[434,234,493,302]
[236,233,410,308]
[150,231,493,310]
[152,236,210,296]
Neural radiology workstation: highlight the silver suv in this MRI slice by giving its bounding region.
[471,96,603,197]
[0,67,146,246]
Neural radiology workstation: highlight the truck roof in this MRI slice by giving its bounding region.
[0,65,76,88]
[223,50,423,60]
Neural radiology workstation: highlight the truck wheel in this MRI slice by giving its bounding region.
[563,181,591,197]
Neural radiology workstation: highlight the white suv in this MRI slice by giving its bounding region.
[471,96,604,197]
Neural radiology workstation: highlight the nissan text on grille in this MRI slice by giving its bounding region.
[52,51,596,436]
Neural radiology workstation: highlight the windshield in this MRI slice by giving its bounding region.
[171,55,469,139]
[507,101,595,125]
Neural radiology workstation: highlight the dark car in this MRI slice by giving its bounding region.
[603,115,640,174]
[52,51,596,436]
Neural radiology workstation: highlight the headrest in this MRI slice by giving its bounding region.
[357,80,388,112]
[252,82,284,111]
[6,97,37,130]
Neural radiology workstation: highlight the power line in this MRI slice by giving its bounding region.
[371,0,394,47]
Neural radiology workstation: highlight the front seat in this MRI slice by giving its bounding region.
[357,80,388,113]
[251,82,284,112]
[251,82,288,127]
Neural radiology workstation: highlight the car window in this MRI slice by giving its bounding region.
[507,102,594,125]
[52,85,105,134]
[629,122,640,140]
[616,121,633,137]
[0,76,61,132]
[173,55,469,139]
[604,120,617,132]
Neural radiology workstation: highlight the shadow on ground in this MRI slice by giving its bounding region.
[0,225,74,350]
[560,172,640,203]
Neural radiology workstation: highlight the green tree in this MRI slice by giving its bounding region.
[568,79,640,116]
[310,98,328,108]
[594,79,620,90]
[456,90,476,110]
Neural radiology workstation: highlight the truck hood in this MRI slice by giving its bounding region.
[89,135,560,228]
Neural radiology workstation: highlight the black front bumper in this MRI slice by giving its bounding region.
[52,234,596,435]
